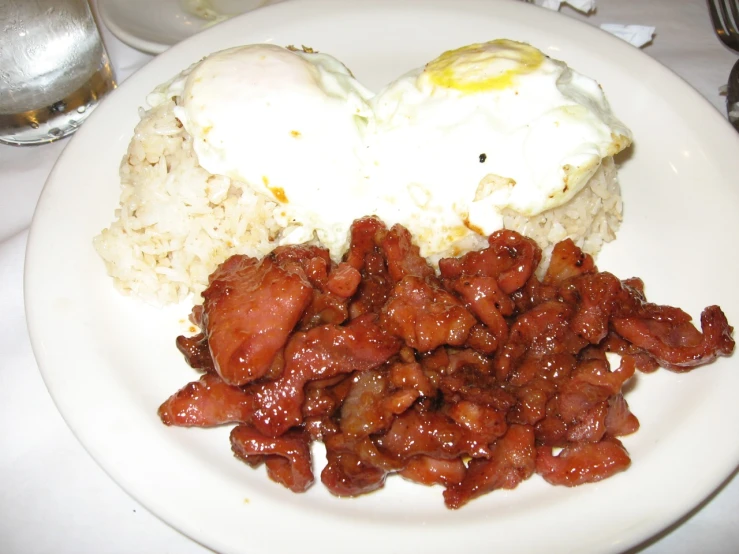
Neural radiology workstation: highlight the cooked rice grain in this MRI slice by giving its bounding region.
[94,101,282,305]
[502,156,621,274]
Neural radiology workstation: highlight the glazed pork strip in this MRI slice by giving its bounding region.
[160,217,734,508]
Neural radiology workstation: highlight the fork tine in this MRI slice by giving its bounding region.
[727,0,739,39]
[708,0,728,43]
[708,0,739,50]
[718,0,732,40]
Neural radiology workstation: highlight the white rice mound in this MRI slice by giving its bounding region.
[94,101,623,306]
[502,155,622,271]
[94,100,282,305]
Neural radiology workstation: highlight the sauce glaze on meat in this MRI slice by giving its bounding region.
[159,217,734,508]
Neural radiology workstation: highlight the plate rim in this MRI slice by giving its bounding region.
[25,1,739,553]
[98,0,287,55]
[98,0,172,54]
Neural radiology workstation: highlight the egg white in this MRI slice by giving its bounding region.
[151,44,376,259]
[147,40,632,262]
[366,39,632,258]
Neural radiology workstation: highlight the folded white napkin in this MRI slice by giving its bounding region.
[536,0,656,48]
[539,0,595,14]
[599,23,656,48]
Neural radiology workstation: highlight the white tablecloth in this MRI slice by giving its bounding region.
[1,1,737,552]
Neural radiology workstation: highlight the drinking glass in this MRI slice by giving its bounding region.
[0,0,117,146]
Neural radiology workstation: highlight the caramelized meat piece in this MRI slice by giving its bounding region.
[443,424,536,509]
[231,425,314,493]
[272,244,332,285]
[302,375,352,420]
[346,217,393,319]
[447,400,507,438]
[543,238,596,285]
[158,374,254,427]
[533,352,634,447]
[344,216,388,271]
[158,373,254,427]
[320,431,402,496]
[507,378,556,426]
[321,450,387,497]
[376,409,495,460]
[200,255,312,386]
[274,244,354,328]
[569,354,636,397]
[444,348,493,375]
[604,332,660,373]
[551,354,636,443]
[494,301,587,382]
[175,332,215,373]
[451,276,514,345]
[378,223,477,352]
[381,276,477,352]
[439,230,541,294]
[326,262,362,298]
[566,272,626,344]
[339,368,393,436]
[349,256,392,319]
[248,314,401,437]
[612,306,734,371]
[565,401,608,443]
[162,224,734,507]
[388,360,436,399]
[536,437,631,486]
[465,324,500,355]
[604,393,640,437]
[380,223,436,283]
[490,231,543,294]
[437,364,517,411]
[399,456,466,487]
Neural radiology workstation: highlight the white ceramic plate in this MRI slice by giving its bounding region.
[26,1,739,553]
[98,0,286,54]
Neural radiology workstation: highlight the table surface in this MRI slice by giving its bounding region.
[1,0,738,552]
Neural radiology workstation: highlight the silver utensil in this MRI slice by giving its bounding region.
[707,0,739,130]
[729,60,739,128]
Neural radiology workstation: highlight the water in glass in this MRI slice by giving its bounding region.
[0,0,117,146]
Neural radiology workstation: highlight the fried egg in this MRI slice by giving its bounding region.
[149,40,631,261]
[366,39,632,258]
[150,44,375,258]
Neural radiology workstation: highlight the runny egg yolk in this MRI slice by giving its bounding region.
[424,39,545,93]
